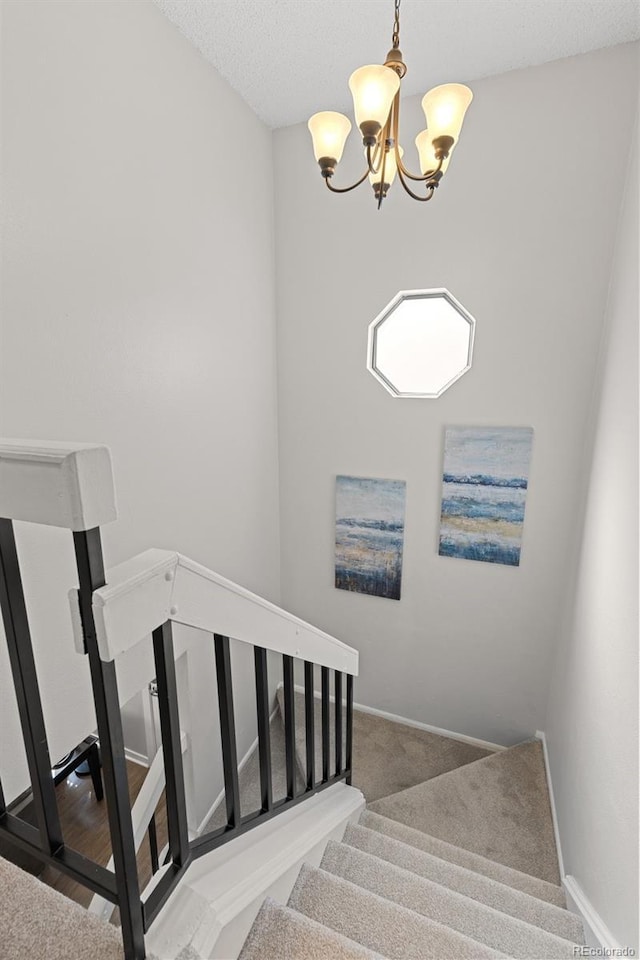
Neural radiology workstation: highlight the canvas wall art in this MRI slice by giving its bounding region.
[335,475,406,600]
[439,426,533,567]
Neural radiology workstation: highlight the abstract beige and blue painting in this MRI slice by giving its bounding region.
[439,427,534,566]
[335,475,406,600]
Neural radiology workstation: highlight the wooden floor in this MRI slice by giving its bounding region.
[18,759,168,914]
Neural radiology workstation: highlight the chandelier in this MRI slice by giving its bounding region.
[307,0,473,208]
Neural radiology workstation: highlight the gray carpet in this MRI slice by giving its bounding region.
[347,822,573,932]
[237,716,579,960]
[351,706,493,801]
[322,838,582,955]
[277,687,492,802]
[0,854,124,960]
[360,810,566,907]
[370,739,561,884]
[203,712,304,832]
[240,809,582,959]
[288,863,508,959]
[239,898,383,960]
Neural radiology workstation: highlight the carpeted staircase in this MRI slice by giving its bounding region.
[1,699,585,959]
[238,697,585,960]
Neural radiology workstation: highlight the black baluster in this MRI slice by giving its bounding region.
[0,520,63,856]
[86,740,104,802]
[335,671,343,775]
[148,815,159,875]
[321,667,330,783]
[282,655,296,800]
[152,621,189,868]
[73,528,145,960]
[346,674,354,785]
[214,634,240,828]
[304,661,315,791]
[254,647,272,813]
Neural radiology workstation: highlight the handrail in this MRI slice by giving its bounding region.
[0,439,117,530]
[69,549,359,676]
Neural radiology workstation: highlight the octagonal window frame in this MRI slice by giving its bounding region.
[367,287,476,399]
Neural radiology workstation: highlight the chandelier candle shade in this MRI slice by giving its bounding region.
[307,0,473,208]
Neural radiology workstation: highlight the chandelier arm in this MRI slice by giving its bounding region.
[396,164,436,201]
[367,141,384,176]
[397,150,444,182]
[325,166,371,194]
[391,91,445,183]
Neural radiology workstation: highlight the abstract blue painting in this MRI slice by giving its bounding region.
[335,475,406,600]
[439,427,533,567]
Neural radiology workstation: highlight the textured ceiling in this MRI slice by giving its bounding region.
[154,0,640,128]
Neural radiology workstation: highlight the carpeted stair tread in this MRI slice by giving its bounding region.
[288,863,509,959]
[343,822,581,942]
[321,840,582,958]
[360,810,566,908]
[276,688,492,802]
[369,740,561,884]
[238,898,383,960]
[0,855,124,960]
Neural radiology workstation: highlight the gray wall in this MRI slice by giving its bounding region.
[274,43,638,745]
[545,118,639,950]
[0,0,280,802]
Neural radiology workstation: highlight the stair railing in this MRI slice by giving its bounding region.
[0,440,358,960]
[88,729,189,923]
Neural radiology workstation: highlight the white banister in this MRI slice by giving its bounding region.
[69,551,359,676]
[0,439,357,675]
[0,439,117,530]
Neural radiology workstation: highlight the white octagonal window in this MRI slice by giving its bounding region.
[367,288,476,398]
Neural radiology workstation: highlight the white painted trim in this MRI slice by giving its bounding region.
[195,707,279,836]
[535,729,565,878]
[353,702,506,752]
[84,550,358,675]
[124,747,150,768]
[563,875,624,951]
[0,438,117,530]
[69,549,177,661]
[286,682,506,753]
[145,782,365,960]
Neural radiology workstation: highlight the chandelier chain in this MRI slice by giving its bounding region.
[392,0,401,49]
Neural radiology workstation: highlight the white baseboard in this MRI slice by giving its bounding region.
[195,706,279,836]
[535,729,565,878]
[282,681,506,754]
[536,730,624,952]
[125,747,150,768]
[354,702,507,753]
[563,875,624,951]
